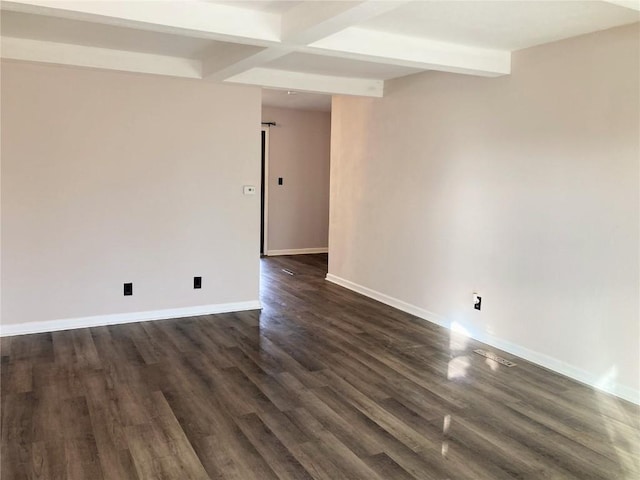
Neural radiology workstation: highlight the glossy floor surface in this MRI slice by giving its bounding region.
[2,254,639,479]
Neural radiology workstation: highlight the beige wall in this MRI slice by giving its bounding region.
[329,24,640,400]
[1,61,261,327]
[262,106,330,253]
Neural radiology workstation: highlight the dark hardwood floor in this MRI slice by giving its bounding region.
[2,254,639,479]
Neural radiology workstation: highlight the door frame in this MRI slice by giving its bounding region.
[261,126,270,255]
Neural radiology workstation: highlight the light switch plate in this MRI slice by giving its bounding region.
[243,185,256,195]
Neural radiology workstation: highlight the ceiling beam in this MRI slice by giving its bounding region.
[307,27,511,77]
[0,0,513,96]
[225,68,384,97]
[203,0,410,82]
[1,36,202,79]
[280,0,412,45]
[602,0,640,11]
[203,46,290,82]
[0,0,281,45]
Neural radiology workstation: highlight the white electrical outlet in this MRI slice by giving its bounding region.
[473,293,481,311]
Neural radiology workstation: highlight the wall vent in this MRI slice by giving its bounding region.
[474,349,517,367]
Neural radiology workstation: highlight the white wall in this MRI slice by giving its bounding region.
[328,24,639,402]
[262,106,330,254]
[1,61,261,332]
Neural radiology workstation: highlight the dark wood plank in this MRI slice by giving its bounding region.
[1,253,638,479]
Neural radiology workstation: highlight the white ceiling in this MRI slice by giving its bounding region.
[1,0,638,110]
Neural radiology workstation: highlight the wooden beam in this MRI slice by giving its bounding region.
[203,46,289,82]
[225,68,384,97]
[1,37,202,79]
[308,27,511,77]
[202,0,410,81]
[0,0,281,45]
[602,0,640,11]
[281,0,412,45]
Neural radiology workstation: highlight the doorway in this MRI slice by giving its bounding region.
[260,127,269,256]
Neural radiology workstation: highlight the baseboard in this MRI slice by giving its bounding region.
[325,273,448,328]
[267,247,328,256]
[325,273,639,405]
[0,300,262,337]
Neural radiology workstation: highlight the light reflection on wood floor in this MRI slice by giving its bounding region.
[1,254,638,479]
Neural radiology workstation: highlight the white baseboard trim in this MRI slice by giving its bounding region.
[0,300,262,337]
[325,273,639,405]
[267,247,328,256]
[326,273,448,327]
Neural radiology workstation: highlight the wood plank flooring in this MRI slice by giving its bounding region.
[2,254,639,479]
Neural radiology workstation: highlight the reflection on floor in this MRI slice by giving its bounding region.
[1,254,638,479]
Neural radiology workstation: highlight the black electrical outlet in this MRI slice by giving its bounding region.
[278,177,283,185]
[194,276,202,289]
[124,282,133,296]
[474,296,482,310]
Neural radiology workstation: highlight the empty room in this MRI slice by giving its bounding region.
[1,1,639,479]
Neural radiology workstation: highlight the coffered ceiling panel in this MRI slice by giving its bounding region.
[1,0,638,103]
